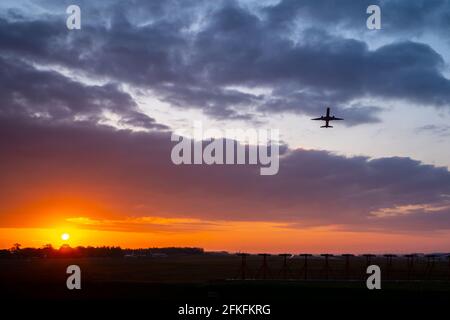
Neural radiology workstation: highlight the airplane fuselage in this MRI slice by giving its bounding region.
[311,107,343,128]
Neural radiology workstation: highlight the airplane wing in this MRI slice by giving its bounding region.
[311,117,323,120]
[332,117,344,120]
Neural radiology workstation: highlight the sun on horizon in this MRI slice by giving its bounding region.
[61,233,70,242]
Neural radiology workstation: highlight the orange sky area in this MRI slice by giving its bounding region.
[1,220,449,254]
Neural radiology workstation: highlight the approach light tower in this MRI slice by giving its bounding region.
[383,254,397,280]
[299,254,313,280]
[342,254,354,280]
[447,254,450,280]
[278,254,293,279]
[405,254,418,280]
[235,253,250,280]
[256,254,272,279]
[321,254,334,280]
[362,254,376,279]
[425,254,437,279]
[362,254,376,266]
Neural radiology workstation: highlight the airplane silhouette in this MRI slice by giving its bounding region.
[311,107,343,128]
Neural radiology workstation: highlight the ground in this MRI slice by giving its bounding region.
[1,255,449,318]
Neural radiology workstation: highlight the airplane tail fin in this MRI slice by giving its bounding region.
[321,125,333,128]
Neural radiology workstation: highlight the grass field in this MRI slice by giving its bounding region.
[1,254,449,282]
[1,255,449,317]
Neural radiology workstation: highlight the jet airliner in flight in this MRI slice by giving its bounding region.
[311,107,343,128]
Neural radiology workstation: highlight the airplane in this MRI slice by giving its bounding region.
[311,107,343,128]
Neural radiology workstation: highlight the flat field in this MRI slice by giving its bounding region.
[1,255,449,317]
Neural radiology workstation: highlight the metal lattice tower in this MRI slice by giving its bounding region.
[405,254,417,280]
[362,254,376,279]
[447,255,450,280]
[278,254,293,279]
[362,254,376,266]
[321,254,334,280]
[342,254,354,280]
[298,254,313,280]
[256,253,272,279]
[425,254,437,279]
[235,253,250,280]
[383,254,397,280]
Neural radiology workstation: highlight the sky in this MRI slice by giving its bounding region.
[1,0,450,253]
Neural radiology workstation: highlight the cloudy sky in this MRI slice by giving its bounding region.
[1,0,450,252]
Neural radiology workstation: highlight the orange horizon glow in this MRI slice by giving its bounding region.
[1,219,450,254]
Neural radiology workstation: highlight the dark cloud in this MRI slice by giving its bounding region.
[1,0,450,235]
[1,1,450,123]
[159,84,261,120]
[0,117,449,232]
[416,124,450,137]
[265,0,450,35]
[0,55,166,130]
[195,13,450,116]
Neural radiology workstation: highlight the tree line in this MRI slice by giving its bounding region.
[0,243,205,258]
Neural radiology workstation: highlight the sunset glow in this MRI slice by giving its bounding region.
[1,219,450,254]
[1,0,450,255]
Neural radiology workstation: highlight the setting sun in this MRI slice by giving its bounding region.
[61,233,70,241]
